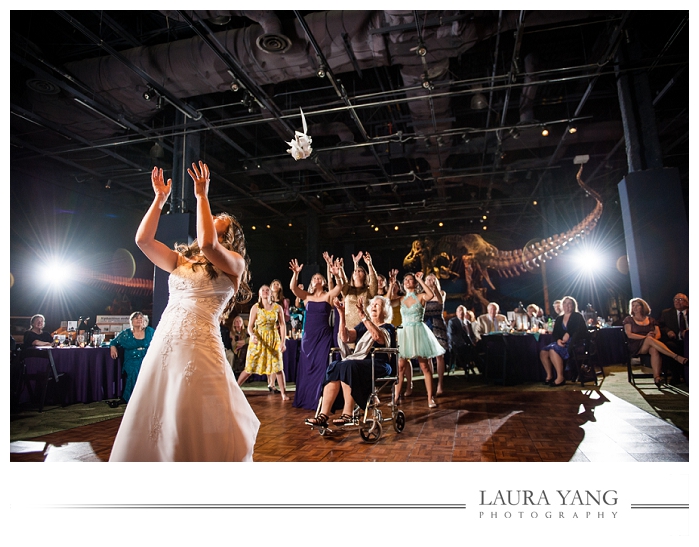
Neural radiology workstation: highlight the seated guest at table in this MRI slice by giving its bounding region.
[110,311,155,403]
[229,315,249,373]
[237,285,288,401]
[477,302,510,334]
[552,299,563,316]
[465,310,481,343]
[526,304,544,330]
[447,305,479,373]
[290,291,306,339]
[624,297,688,388]
[659,293,688,353]
[305,295,393,428]
[539,296,587,387]
[22,314,54,350]
[659,293,689,382]
[220,315,233,366]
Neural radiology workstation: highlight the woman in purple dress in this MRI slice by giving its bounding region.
[289,258,346,409]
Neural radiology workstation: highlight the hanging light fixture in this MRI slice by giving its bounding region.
[470,85,488,110]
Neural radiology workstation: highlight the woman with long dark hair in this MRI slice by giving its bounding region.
[289,258,345,410]
[109,161,259,461]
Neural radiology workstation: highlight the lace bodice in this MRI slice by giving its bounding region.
[400,296,426,326]
[156,262,235,354]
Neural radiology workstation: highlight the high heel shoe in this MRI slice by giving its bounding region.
[428,398,438,409]
[549,379,565,387]
[543,378,554,386]
[654,377,663,388]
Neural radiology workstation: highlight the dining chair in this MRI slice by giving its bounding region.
[20,348,67,412]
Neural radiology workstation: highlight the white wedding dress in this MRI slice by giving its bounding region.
[109,259,260,461]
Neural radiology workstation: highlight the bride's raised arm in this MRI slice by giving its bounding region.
[188,161,245,279]
[135,167,179,273]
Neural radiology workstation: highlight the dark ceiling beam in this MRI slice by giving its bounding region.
[55,10,203,122]
[10,50,146,135]
[293,9,395,214]
[11,104,147,173]
[173,11,329,217]
[515,11,631,225]
[90,10,143,48]
[11,135,154,199]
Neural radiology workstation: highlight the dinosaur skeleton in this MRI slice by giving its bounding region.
[403,165,602,311]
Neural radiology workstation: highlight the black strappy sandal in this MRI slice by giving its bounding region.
[332,414,354,426]
[305,413,329,427]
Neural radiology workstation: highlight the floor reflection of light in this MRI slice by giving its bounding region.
[10,440,46,454]
[44,442,101,462]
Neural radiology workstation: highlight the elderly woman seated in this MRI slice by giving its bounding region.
[305,294,394,428]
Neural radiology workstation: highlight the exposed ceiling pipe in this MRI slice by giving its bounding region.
[515,11,630,226]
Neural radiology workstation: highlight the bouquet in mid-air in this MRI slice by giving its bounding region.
[286,108,312,161]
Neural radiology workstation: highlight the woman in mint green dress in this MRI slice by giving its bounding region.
[109,311,155,403]
[393,271,445,409]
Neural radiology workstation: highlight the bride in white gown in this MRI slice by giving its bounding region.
[109,161,260,462]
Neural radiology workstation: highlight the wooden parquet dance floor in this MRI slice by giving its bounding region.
[10,374,689,462]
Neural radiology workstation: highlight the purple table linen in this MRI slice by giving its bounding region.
[21,347,123,405]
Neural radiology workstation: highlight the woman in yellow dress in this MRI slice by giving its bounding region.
[237,285,288,401]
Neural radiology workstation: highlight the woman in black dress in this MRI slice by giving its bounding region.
[623,297,688,387]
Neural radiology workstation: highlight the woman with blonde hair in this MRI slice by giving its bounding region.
[109,311,155,403]
[238,285,288,400]
[624,297,688,387]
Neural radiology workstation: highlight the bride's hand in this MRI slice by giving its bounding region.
[151,167,172,202]
[187,161,210,199]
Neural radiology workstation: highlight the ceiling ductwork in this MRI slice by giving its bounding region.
[18,11,602,144]
[12,10,684,253]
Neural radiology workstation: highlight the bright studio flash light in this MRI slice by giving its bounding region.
[573,248,603,272]
[39,258,76,286]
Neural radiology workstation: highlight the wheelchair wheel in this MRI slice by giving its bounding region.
[393,410,406,433]
[359,419,382,443]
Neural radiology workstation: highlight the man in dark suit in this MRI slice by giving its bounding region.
[447,305,479,374]
[659,293,688,382]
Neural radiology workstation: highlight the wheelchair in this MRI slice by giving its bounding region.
[306,325,406,443]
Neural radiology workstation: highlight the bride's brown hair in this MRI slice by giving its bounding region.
[175,213,252,305]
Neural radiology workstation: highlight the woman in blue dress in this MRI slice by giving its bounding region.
[109,311,155,403]
[393,271,445,408]
[539,296,587,387]
[289,258,345,410]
